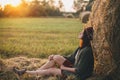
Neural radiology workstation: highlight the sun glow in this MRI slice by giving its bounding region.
[0,0,75,12]
[0,0,21,7]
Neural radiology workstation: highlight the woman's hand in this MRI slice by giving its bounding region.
[60,65,65,70]
[48,55,54,61]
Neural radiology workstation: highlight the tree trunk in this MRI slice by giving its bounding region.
[88,0,120,79]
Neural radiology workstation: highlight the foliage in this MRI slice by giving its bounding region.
[0,0,63,17]
[0,6,3,17]
[0,18,83,58]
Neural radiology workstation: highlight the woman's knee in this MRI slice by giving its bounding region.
[53,55,63,61]
[53,55,66,65]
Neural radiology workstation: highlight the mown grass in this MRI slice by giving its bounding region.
[0,18,83,58]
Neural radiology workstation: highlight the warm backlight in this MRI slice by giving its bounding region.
[0,0,75,12]
[0,0,21,7]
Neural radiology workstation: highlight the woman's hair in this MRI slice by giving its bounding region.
[85,27,93,40]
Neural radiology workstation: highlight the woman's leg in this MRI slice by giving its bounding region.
[13,55,67,76]
[13,60,61,76]
[26,68,62,76]
[38,55,66,70]
[37,60,55,70]
[29,55,66,76]
[53,55,66,66]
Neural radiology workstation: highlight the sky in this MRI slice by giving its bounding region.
[0,0,22,7]
[0,0,76,12]
[58,0,76,12]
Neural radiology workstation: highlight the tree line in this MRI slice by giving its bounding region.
[0,0,64,17]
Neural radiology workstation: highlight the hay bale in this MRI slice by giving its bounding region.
[0,57,47,80]
[0,59,18,80]
[80,11,91,23]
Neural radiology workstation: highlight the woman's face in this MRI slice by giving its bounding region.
[79,39,83,48]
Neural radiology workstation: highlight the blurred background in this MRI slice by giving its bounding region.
[0,0,76,17]
[0,0,93,58]
[0,0,92,18]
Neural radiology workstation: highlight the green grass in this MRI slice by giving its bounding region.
[0,18,83,58]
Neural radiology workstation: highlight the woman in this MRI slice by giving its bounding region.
[13,12,94,80]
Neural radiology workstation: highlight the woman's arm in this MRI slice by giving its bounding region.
[60,65,76,73]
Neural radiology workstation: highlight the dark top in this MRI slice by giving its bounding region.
[65,46,94,80]
[64,27,94,80]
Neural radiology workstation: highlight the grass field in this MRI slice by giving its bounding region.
[0,18,83,58]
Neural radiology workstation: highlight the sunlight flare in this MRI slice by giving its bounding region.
[0,0,21,7]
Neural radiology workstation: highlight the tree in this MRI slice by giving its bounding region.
[0,5,3,17]
[18,0,29,17]
[3,5,14,17]
[87,0,120,79]
[28,0,47,16]
[58,0,64,9]
[48,0,55,7]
